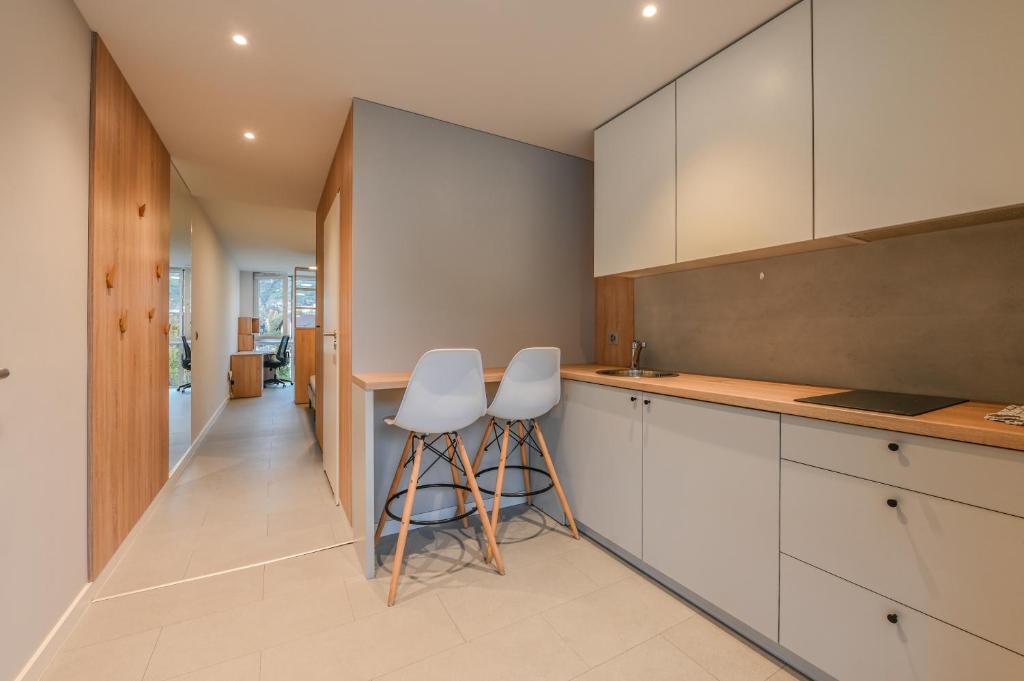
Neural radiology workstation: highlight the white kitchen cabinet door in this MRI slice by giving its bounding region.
[594,83,676,277]
[781,555,1024,681]
[814,0,1024,237]
[675,0,812,262]
[642,394,781,639]
[552,380,643,556]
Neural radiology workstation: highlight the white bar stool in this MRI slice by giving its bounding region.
[375,348,505,606]
[472,347,579,560]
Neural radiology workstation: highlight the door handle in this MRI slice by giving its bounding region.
[0,368,9,380]
[322,331,337,338]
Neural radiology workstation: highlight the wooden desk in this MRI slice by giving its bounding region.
[230,351,270,398]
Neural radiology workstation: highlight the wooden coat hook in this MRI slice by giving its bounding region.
[118,311,128,334]
[138,203,146,217]
[105,265,116,289]
[155,263,162,280]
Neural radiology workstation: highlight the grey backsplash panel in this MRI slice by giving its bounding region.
[635,218,1024,404]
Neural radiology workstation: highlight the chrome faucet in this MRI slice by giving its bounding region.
[630,339,646,370]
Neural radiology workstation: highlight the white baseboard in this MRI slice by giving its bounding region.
[15,395,231,681]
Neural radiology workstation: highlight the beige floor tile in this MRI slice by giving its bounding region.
[263,545,362,597]
[99,543,194,597]
[163,654,260,681]
[766,667,810,681]
[437,552,599,640]
[376,615,587,681]
[41,629,161,681]
[259,593,463,681]
[556,539,634,587]
[184,524,334,577]
[489,508,582,566]
[574,636,716,681]
[266,501,346,536]
[543,575,696,666]
[67,568,263,649]
[663,616,780,681]
[143,582,351,680]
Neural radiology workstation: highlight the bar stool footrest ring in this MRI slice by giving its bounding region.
[475,465,554,498]
[384,483,477,525]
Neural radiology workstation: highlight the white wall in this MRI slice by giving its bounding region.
[238,270,254,317]
[351,100,594,373]
[0,1,91,678]
[190,205,240,437]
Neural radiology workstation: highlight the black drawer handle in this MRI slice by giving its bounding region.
[887,613,899,624]
[630,396,638,402]
[888,442,900,452]
[643,399,651,406]
[887,498,899,508]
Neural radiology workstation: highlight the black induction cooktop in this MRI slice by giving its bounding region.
[794,389,967,416]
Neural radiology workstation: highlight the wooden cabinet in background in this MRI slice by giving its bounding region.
[230,352,263,398]
[594,83,676,277]
[675,1,812,261]
[237,334,254,351]
[293,327,316,405]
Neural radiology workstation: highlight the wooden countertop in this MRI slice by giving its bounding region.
[352,364,1023,452]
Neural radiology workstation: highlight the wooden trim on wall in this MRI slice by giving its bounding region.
[315,105,355,519]
[594,276,635,367]
[88,37,171,578]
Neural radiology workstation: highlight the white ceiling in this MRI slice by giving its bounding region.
[74,0,791,266]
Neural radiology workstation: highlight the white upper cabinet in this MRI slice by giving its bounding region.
[594,84,676,277]
[814,0,1024,237]
[675,1,812,262]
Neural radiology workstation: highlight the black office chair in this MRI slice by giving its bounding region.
[177,335,192,392]
[264,335,293,388]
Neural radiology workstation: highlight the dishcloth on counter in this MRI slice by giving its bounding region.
[985,405,1024,426]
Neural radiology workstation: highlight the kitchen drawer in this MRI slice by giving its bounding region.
[782,415,1024,518]
[782,460,1024,655]
[780,555,1024,681]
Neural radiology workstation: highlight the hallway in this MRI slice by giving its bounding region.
[34,387,802,681]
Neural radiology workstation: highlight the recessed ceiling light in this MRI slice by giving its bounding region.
[642,4,658,18]
[243,131,256,141]
[232,34,248,46]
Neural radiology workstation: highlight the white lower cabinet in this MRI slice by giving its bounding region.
[553,380,643,556]
[781,555,1024,681]
[782,460,1024,655]
[642,395,780,639]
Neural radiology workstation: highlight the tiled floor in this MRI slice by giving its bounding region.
[169,388,190,471]
[40,388,806,681]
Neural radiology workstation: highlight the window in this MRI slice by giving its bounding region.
[293,268,316,329]
[254,273,291,338]
[168,267,191,388]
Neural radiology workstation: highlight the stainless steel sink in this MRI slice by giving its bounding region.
[596,368,679,378]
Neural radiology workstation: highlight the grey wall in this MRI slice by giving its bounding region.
[636,218,1024,404]
[351,99,594,373]
[0,1,91,678]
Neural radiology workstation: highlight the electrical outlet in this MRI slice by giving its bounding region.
[608,332,619,345]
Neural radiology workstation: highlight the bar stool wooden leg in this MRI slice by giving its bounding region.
[471,417,495,473]
[517,420,531,500]
[445,434,469,529]
[533,420,579,540]
[455,434,505,575]
[485,422,511,563]
[375,432,413,542]
[387,436,424,606]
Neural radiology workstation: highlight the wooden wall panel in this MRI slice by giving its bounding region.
[89,37,170,578]
[315,106,354,518]
[594,276,635,367]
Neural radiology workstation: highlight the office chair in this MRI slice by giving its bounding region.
[177,335,191,392]
[264,335,293,387]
